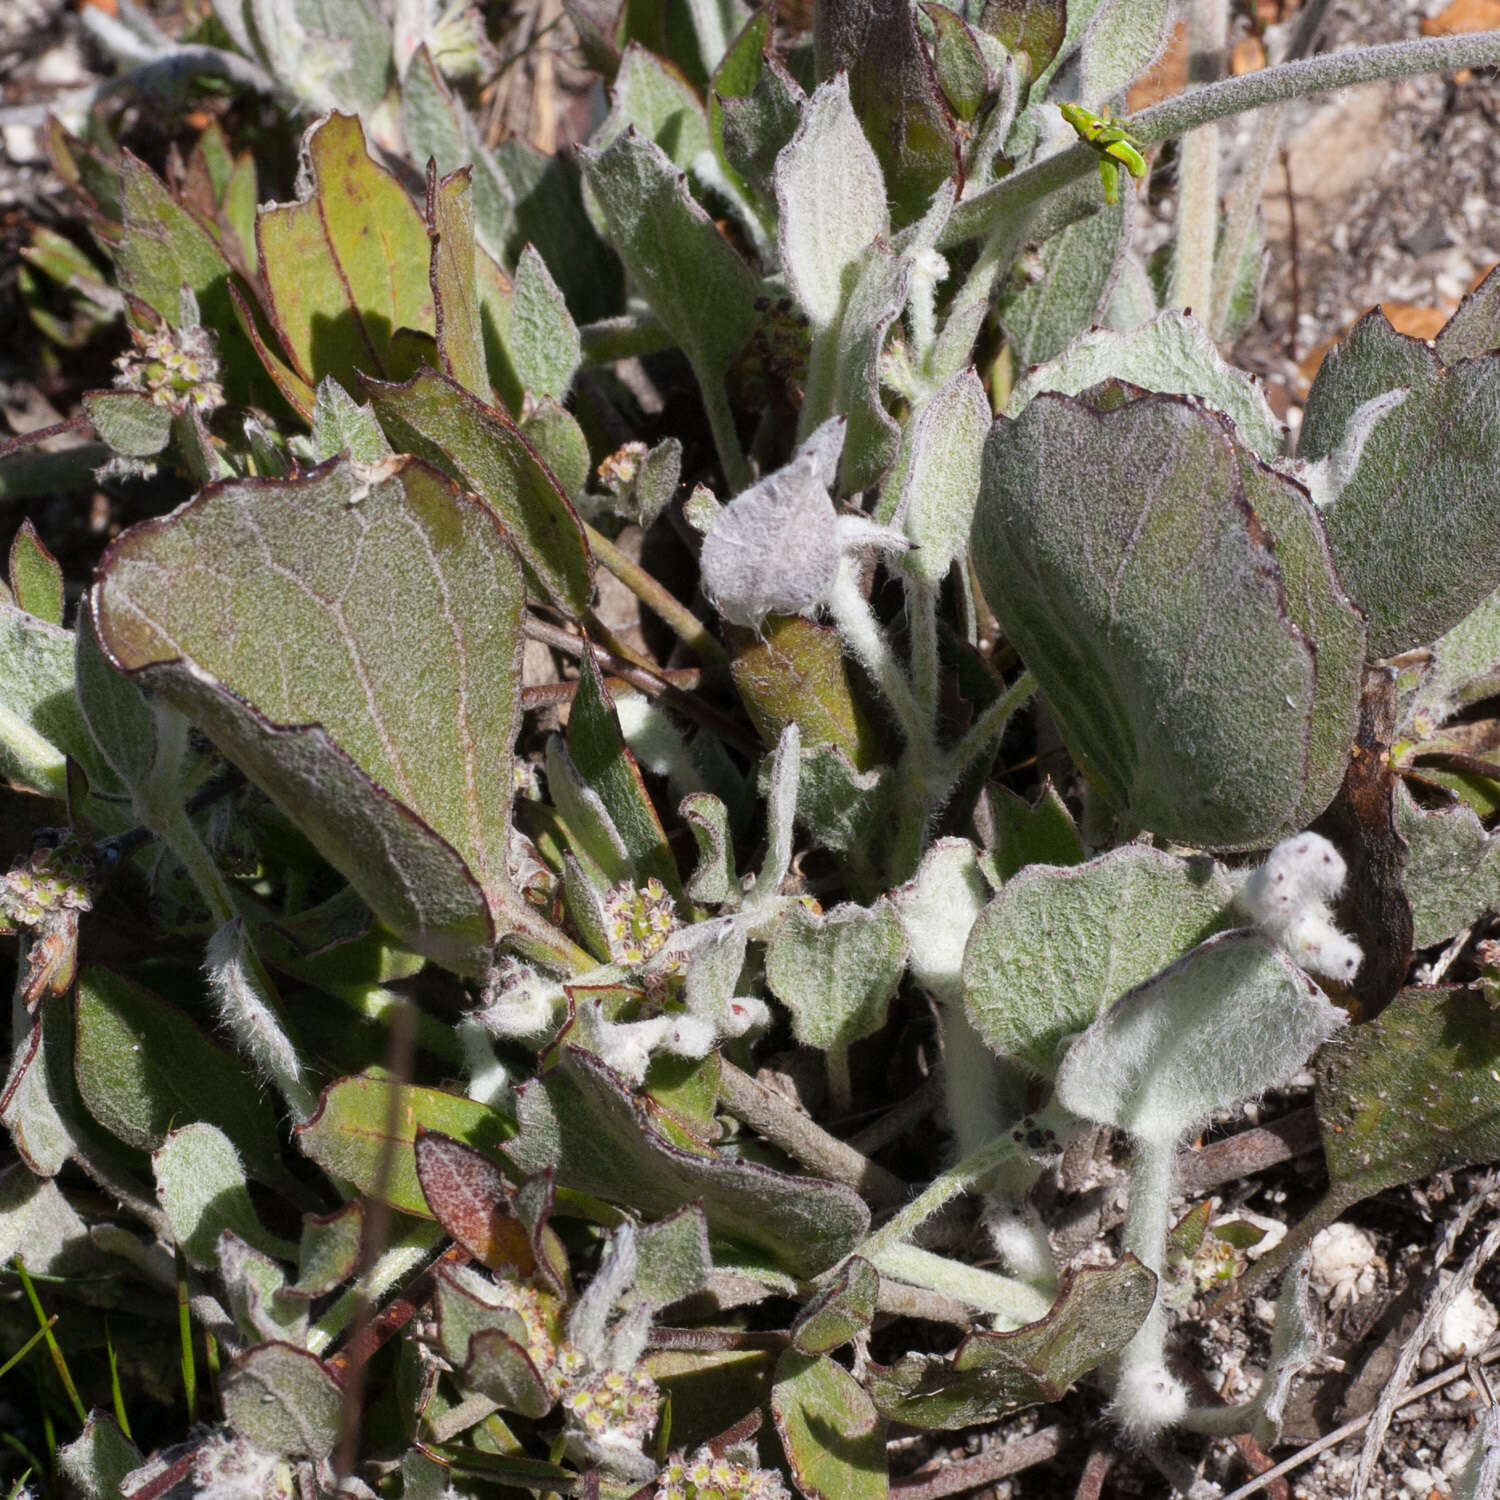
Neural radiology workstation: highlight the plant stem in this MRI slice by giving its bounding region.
[868,1242,1054,1326]
[825,1044,853,1118]
[582,523,728,667]
[943,31,1500,248]
[827,560,929,752]
[1169,0,1227,317]
[699,369,752,494]
[1115,1131,1180,1383]
[578,308,673,366]
[906,577,941,728]
[935,669,1038,798]
[860,1103,1073,1260]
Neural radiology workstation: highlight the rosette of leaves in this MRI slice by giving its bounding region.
[971,386,1368,850]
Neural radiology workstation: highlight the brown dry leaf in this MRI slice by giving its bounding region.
[1128,21,1189,111]
[1230,36,1266,74]
[1421,0,1500,35]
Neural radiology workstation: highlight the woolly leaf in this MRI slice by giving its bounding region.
[766,899,909,1050]
[222,1342,342,1458]
[1301,309,1500,655]
[1055,931,1346,1146]
[964,845,1231,1076]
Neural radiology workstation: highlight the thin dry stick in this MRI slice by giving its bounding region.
[1221,1337,1500,1500]
[848,1074,944,1157]
[1352,1169,1500,1496]
[717,1059,910,1208]
[889,1425,1066,1499]
[1072,1445,1114,1500]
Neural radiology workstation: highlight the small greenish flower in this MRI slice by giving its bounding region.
[114,321,225,414]
[656,1446,791,1500]
[603,877,680,966]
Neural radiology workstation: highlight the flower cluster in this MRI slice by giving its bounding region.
[655,1447,792,1500]
[561,1367,661,1445]
[603,877,679,966]
[1239,832,1362,983]
[0,840,93,934]
[113,321,224,413]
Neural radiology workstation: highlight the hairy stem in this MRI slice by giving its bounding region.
[1169,0,1227,317]
[827,559,930,751]
[943,31,1500,248]
[1115,1132,1181,1384]
[583,523,728,667]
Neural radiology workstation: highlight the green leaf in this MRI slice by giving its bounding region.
[976,0,1067,76]
[681,791,735,905]
[728,616,880,769]
[814,0,959,229]
[1316,985,1500,1213]
[288,1201,363,1297]
[8,521,63,625]
[1403,585,1500,730]
[507,1046,870,1277]
[866,1259,1155,1429]
[1,601,118,800]
[115,154,255,400]
[980,779,1084,884]
[765,899,908,1050]
[0,994,79,1176]
[963,845,1232,1076]
[296,1073,515,1218]
[82,390,173,458]
[1300,309,1500,655]
[792,1255,878,1354]
[220,1230,307,1344]
[635,1203,713,1309]
[257,113,434,393]
[773,1350,887,1500]
[1394,782,1500,950]
[74,966,282,1178]
[428,166,490,401]
[1055,931,1346,1146]
[222,1341,342,1458]
[506,245,582,402]
[309,375,393,463]
[521,398,591,501]
[718,44,804,206]
[825,240,914,493]
[580,129,757,402]
[593,41,712,173]
[774,74,888,337]
[153,1122,295,1268]
[708,9,781,209]
[998,194,1129,371]
[1005,310,1284,459]
[1436,260,1500,365]
[891,838,991,1007]
[58,1414,141,1500]
[923,5,991,122]
[363,365,593,616]
[567,653,680,897]
[876,367,988,584]
[973,392,1355,848]
[93,455,530,975]
[1239,448,1367,835]
[1078,0,1173,110]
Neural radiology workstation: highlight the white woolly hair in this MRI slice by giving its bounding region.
[1109,1362,1189,1442]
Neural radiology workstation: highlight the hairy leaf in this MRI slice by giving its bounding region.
[93,455,530,973]
[1300,309,1500,655]
[973,393,1357,848]
[222,1341,342,1457]
[964,845,1232,1076]
[772,1350,887,1500]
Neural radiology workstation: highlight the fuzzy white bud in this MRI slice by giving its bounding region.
[1110,1362,1188,1440]
[1239,833,1361,983]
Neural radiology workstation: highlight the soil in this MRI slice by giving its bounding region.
[4,2,1500,1497]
